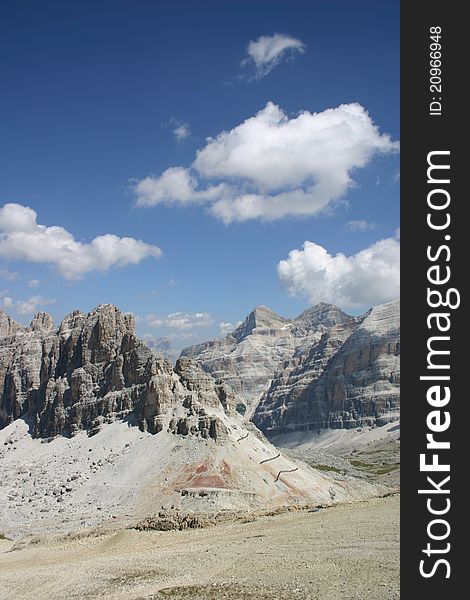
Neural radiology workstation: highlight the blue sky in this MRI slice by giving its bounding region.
[0,0,399,352]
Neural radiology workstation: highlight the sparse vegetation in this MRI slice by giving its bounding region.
[350,459,400,476]
[311,464,344,474]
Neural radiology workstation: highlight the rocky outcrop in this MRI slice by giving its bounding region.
[252,300,400,434]
[181,303,355,417]
[0,311,24,338]
[0,305,233,440]
[0,311,56,430]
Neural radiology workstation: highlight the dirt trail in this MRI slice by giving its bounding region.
[0,495,399,600]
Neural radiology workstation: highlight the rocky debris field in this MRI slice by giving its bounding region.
[0,412,388,541]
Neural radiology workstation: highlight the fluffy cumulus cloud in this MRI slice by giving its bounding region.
[0,203,162,280]
[242,33,305,79]
[143,311,214,330]
[134,102,398,223]
[277,235,400,309]
[134,167,224,207]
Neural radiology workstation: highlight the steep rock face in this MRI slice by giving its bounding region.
[181,303,354,417]
[0,311,56,428]
[0,311,24,338]
[252,300,400,434]
[0,306,175,436]
[0,305,244,442]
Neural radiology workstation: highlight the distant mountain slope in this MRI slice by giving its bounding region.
[181,303,356,417]
[182,300,400,435]
[253,300,400,434]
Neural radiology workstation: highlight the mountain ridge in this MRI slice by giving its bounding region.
[182,300,400,433]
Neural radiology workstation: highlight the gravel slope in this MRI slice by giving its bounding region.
[0,495,399,600]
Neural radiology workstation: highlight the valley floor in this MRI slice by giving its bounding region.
[0,495,399,600]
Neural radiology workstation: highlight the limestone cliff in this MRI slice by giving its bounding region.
[0,305,224,438]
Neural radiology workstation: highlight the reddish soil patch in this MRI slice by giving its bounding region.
[189,473,228,488]
[171,459,239,490]
[220,460,232,477]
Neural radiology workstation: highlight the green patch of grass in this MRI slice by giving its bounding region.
[374,464,400,475]
[312,464,343,474]
[350,460,374,469]
[350,460,400,476]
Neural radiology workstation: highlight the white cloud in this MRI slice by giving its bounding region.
[173,122,191,142]
[134,167,224,207]
[218,321,242,336]
[164,118,191,142]
[15,295,55,315]
[0,203,162,280]
[2,296,13,309]
[143,311,214,330]
[134,102,398,223]
[347,220,375,231]
[28,279,40,288]
[242,33,305,79]
[0,267,19,281]
[277,236,400,309]
[194,102,396,189]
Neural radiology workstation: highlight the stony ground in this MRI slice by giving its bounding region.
[274,423,400,490]
[0,419,387,541]
[0,495,399,600]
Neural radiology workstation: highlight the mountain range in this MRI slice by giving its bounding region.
[0,302,397,538]
[182,299,400,436]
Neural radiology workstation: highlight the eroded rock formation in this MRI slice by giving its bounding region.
[0,305,230,440]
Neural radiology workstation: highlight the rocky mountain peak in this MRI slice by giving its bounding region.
[0,303,244,440]
[360,299,400,335]
[0,311,23,338]
[291,302,357,337]
[30,311,55,332]
[253,299,400,435]
[231,305,290,342]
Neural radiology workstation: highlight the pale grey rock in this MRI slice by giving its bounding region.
[0,311,24,338]
[0,305,234,439]
[181,303,357,418]
[253,300,400,435]
[0,300,400,442]
[182,301,400,436]
[0,312,56,428]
